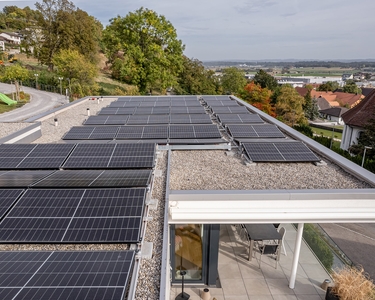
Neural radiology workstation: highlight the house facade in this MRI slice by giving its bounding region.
[341,89,375,151]
[0,32,21,44]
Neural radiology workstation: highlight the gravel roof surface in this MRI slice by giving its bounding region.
[169,150,371,190]
[0,123,32,139]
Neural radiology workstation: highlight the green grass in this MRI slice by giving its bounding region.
[312,127,342,141]
[0,93,30,113]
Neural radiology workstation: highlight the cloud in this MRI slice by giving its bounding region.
[234,0,277,14]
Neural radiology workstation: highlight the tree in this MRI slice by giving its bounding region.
[343,79,362,94]
[220,67,246,95]
[102,7,185,94]
[303,87,319,121]
[33,0,101,70]
[174,56,219,95]
[0,64,29,100]
[53,49,98,97]
[275,84,307,126]
[349,115,375,160]
[253,69,278,91]
[317,81,339,92]
[239,82,275,117]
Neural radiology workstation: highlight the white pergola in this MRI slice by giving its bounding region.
[168,188,375,288]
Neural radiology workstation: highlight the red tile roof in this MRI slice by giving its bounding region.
[341,89,375,127]
[333,92,363,108]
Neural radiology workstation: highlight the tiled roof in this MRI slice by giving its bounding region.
[342,89,375,127]
[295,87,308,97]
[361,87,375,97]
[319,107,349,117]
[333,92,362,108]
[316,97,331,111]
[310,90,340,106]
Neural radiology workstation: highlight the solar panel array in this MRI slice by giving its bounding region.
[227,124,285,138]
[0,188,146,243]
[64,125,222,142]
[85,114,212,125]
[242,142,320,162]
[99,106,206,115]
[0,170,53,187]
[0,250,135,300]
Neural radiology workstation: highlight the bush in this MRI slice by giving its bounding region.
[293,124,313,137]
[302,224,334,271]
[331,266,375,300]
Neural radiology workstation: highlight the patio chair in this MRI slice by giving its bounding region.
[256,243,280,269]
[278,226,287,256]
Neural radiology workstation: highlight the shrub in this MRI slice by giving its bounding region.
[331,266,375,300]
[302,224,333,271]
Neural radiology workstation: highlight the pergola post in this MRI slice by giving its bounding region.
[289,223,304,289]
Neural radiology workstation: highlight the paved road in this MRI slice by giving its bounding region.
[320,223,375,279]
[0,83,67,122]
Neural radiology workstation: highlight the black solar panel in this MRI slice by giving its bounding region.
[99,107,136,115]
[0,144,36,158]
[63,127,95,139]
[142,126,168,139]
[212,106,250,114]
[227,124,285,138]
[116,126,144,139]
[0,189,24,219]
[218,113,263,124]
[0,171,53,187]
[0,188,146,243]
[84,116,128,125]
[63,143,155,169]
[169,125,221,139]
[0,144,75,170]
[0,250,134,300]
[242,142,320,162]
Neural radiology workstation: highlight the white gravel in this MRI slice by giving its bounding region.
[169,150,371,190]
[0,123,32,139]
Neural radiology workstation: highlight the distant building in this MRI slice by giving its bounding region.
[0,32,21,44]
[342,73,354,81]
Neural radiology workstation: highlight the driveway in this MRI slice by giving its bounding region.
[0,83,67,122]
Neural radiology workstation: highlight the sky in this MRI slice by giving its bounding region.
[1,0,375,61]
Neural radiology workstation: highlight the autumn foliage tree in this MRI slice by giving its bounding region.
[239,82,276,117]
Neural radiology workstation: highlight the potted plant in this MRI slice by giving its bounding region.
[325,266,375,300]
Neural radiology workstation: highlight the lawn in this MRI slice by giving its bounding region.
[0,93,30,114]
[312,127,342,141]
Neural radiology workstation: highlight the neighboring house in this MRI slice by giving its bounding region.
[319,107,348,124]
[316,97,331,111]
[0,32,21,44]
[310,90,341,107]
[0,41,4,51]
[333,91,363,108]
[341,89,375,151]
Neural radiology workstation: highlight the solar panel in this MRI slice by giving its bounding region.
[63,127,95,140]
[147,115,169,124]
[217,113,263,124]
[227,124,285,138]
[169,125,195,139]
[99,107,136,115]
[0,144,75,170]
[242,142,320,162]
[0,189,24,219]
[212,106,250,114]
[0,250,135,300]
[116,126,144,139]
[63,143,155,169]
[169,125,221,139]
[0,144,36,157]
[0,188,146,243]
[142,126,168,139]
[89,127,119,139]
[0,171,53,187]
[84,116,128,125]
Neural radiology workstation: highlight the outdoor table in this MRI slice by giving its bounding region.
[244,224,282,261]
